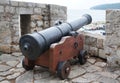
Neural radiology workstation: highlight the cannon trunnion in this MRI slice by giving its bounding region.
[20,14,92,79]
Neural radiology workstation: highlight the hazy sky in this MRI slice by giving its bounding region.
[12,0,120,9]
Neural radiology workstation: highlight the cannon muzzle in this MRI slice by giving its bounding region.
[19,14,92,60]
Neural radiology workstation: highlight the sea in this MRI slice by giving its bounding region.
[67,9,105,22]
[67,9,106,35]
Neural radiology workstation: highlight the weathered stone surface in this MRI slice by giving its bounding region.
[0,21,11,44]
[107,55,120,67]
[35,3,46,8]
[6,61,19,67]
[12,52,22,57]
[0,70,13,76]
[0,54,17,62]
[6,72,21,80]
[0,0,9,5]
[11,45,20,52]
[0,77,5,81]
[95,62,107,67]
[69,68,86,79]
[82,73,101,82]
[81,62,92,69]
[0,80,10,83]
[19,2,34,7]
[97,76,119,83]
[16,61,22,68]
[72,77,91,83]
[31,15,43,20]
[10,1,19,6]
[16,56,24,61]
[37,21,43,27]
[87,58,96,64]
[31,22,36,27]
[34,71,50,80]
[114,70,120,76]
[15,71,33,83]
[0,45,11,53]
[96,71,119,79]
[18,7,33,14]
[97,38,104,49]
[86,65,102,73]
[34,8,41,14]
[34,76,63,83]
[106,10,120,67]
[117,77,120,82]
[89,46,98,56]
[5,6,15,14]
[9,68,25,73]
[0,65,11,72]
[0,6,4,12]
[99,49,107,59]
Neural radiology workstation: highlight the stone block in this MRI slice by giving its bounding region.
[87,58,96,64]
[42,16,49,21]
[0,77,5,81]
[97,38,104,49]
[97,71,119,79]
[95,62,107,67]
[98,76,119,83]
[11,45,20,52]
[37,21,43,27]
[0,21,11,44]
[10,1,19,6]
[107,55,120,67]
[99,49,107,59]
[89,46,98,56]
[12,36,19,44]
[0,6,4,12]
[82,73,101,82]
[83,45,90,52]
[69,67,86,79]
[11,18,19,24]
[44,21,50,28]
[34,8,42,14]
[15,71,34,83]
[18,7,33,14]
[0,0,9,5]
[7,72,21,80]
[0,45,11,53]
[5,6,15,14]
[31,15,43,21]
[19,2,35,7]
[86,65,102,73]
[41,8,49,15]
[6,61,19,67]
[72,77,91,83]
[35,3,46,8]
[30,21,36,28]
[0,65,12,72]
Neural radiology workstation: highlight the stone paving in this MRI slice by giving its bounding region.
[0,52,120,83]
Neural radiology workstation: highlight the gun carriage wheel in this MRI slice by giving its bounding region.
[57,61,71,80]
[78,50,88,65]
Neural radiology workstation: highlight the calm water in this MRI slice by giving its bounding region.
[67,9,105,22]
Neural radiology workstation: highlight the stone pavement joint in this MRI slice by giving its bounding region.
[0,52,120,83]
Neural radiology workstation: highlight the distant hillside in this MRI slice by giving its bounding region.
[90,3,120,10]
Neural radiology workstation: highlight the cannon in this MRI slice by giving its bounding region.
[19,14,92,79]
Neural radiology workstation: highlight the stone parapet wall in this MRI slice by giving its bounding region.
[105,10,120,66]
[79,31,106,59]
[0,0,67,53]
[80,10,120,67]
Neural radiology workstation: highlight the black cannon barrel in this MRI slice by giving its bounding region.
[19,14,92,60]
